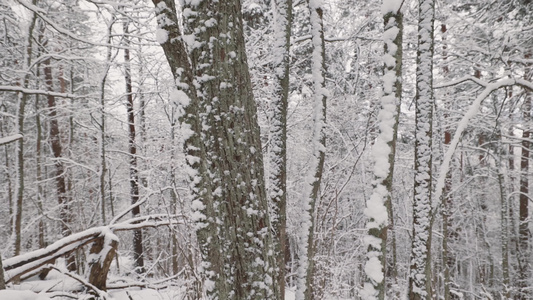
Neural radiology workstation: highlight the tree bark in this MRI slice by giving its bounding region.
[362,3,403,299]
[153,0,278,298]
[14,0,38,257]
[0,252,5,289]
[88,234,118,291]
[269,0,292,298]
[296,1,327,299]
[518,55,531,299]
[123,18,144,273]
[408,0,435,298]
[43,57,76,272]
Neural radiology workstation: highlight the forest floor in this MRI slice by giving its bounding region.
[0,287,299,300]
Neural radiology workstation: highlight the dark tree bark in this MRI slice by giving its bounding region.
[88,234,118,291]
[123,19,144,273]
[152,0,278,298]
[14,0,38,257]
[518,56,531,299]
[43,57,76,272]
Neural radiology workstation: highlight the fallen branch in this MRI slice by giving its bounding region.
[49,265,108,299]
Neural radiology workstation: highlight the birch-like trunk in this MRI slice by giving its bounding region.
[269,0,292,298]
[362,2,402,299]
[408,0,435,298]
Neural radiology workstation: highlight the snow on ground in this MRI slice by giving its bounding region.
[0,290,51,300]
[1,282,353,300]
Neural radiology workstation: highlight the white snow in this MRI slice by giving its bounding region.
[0,290,50,300]
[382,0,402,14]
[155,28,168,44]
[170,88,191,107]
[0,133,23,145]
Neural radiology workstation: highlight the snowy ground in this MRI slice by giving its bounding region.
[0,288,298,300]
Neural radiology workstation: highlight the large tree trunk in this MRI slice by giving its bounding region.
[153,1,278,298]
[269,0,292,298]
[362,2,403,299]
[408,0,435,298]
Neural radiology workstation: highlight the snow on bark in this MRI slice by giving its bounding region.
[362,3,402,299]
[296,1,327,299]
[408,0,435,298]
[268,0,291,298]
[177,0,277,299]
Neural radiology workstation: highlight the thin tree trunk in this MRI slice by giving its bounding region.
[43,57,76,272]
[270,0,292,298]
[408,0,435,298]
[492,101,511,300]
[14,0,38,257]
[518,55,531,299]
[98,15,115,225]
[123,19,144,273]
[362,2,403,299]
[35,89,45,249]
[440,23,457,300]
[296,1,327,299]
[0,252,5,289]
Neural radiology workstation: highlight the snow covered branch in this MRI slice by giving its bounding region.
[2,215,182,285]
[434,78,518,207]
[0,85,84,98]
[15,0,132,50]
[0,134,23,146]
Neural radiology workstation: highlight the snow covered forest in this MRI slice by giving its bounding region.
[0,0,532,299]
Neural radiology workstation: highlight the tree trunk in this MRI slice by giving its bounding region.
[440,23,458,300]
[14,0,38,257]
[269,0,292,298]
[43,57,76,272]
[518,56,531,299]
[408,0,435,298]
[123,19,144,273]
[88,233,119,291]
[362,3,403,299]
[98,14,116,225]
[153,0,279,298]
[296,1,327,299]
[0,252,5,289]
